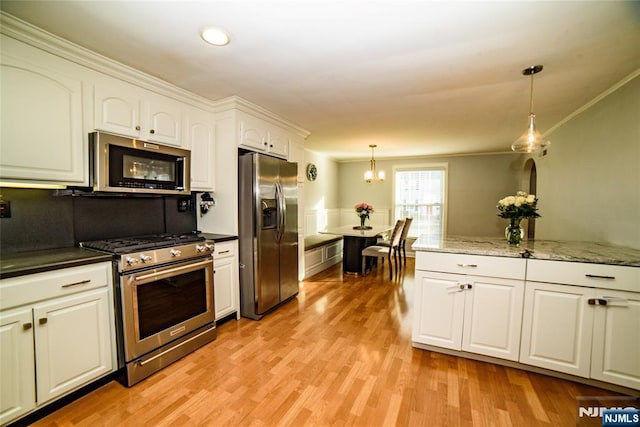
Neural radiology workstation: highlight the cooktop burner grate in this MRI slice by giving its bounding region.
[81,233,205,254]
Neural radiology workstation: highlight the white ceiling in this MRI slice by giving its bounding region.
[2,1,639,160]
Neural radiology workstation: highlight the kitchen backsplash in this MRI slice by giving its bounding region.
[0,188,197,253]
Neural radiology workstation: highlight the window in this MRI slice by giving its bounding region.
[393,164,447,240]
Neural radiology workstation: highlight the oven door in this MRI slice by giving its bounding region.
[120,257,214,362]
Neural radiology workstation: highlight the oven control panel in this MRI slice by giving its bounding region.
[118,240,214,272]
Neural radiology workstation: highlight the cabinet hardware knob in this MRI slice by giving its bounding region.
[263,141,268,146]
[270,144,273,148]
[39,318,47,325]
[23,322,32,330]
[62,279,91,288]
[585,274,615,280]
[135,125,141,131]
[150,129,155,134]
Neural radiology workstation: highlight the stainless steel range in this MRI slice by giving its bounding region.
[81,234,216,386]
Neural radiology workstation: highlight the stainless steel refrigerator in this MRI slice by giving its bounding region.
[238,152,299,320]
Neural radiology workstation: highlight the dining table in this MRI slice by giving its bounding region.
[319,224,394,274]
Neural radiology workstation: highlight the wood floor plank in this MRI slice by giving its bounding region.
[26,258,627,427]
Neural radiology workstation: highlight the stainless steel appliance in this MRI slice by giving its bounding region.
[81,234,215,386]
[238,152,299,320]
[89,131,190,195]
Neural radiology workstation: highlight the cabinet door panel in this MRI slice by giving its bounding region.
[185,107,215,191]
[520,282,595,377]
[590,290,640,389]
[267,125,289,158]
[1,55,84,184]
[239,114,268,152]
[412,271,464,350]
[214,257,235,319]
[462,277,524,361]
[146,98,182,146]
[0,308,35,425]
[93,83,141,137]
[33,288,112,404]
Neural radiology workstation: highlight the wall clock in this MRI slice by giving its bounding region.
[306,163,318,181]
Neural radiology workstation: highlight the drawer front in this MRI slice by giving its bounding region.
[415,252,526,280]
[526,259,639,292]
[0,262,112,310]
[213,241,237,260]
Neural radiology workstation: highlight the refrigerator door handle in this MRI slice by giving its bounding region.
[275,181,286,243]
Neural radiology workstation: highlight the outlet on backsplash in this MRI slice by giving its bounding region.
[0,198,10,218]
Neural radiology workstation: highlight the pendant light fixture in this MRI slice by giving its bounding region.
[364,144,385,183]
[511,65,550,153]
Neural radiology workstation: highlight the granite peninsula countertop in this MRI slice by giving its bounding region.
[412,236,640,267]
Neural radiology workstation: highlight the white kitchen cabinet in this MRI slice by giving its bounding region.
[519,281,595,378]
[413,270,465,350]
[238,112,289,158]
[590,289,640,389]
[412,252,526,361]
[0,308,36,426]
[0,262,115,425]
[33,288,113,404]
[213,241,240,320]
[93,80,142,139]
[93,80,182,146]
[0,35,86,185]
[521,260,639,388]
[184,106,216,191]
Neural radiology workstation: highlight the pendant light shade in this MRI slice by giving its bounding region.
[511,65,550,153]
[364,145,385,183]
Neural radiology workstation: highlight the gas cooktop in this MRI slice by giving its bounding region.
[80,233,205,254]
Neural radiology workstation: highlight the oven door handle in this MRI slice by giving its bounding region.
[133,259,212,283]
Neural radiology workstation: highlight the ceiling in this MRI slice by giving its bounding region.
[2,1,639,161]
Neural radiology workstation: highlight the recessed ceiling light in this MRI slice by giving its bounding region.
[201,27,230,46]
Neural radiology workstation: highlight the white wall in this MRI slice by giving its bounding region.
[338,154,522,237]
[530,74,640,248]
[303,150,340,234]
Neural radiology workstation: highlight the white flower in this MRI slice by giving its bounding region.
[526,195,535,203]
[515,196,526,207]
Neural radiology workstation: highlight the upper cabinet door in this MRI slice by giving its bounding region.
[239,113,269,152]
[184,107,215,191]
[144,95,182,146]
[267,125,289,158]
[0,40,85,185]
[93,81,142,138]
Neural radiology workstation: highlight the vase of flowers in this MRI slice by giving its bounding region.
[354,202,374,229]
[497,191,540,245]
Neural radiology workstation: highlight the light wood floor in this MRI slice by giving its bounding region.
[32,258,621,426]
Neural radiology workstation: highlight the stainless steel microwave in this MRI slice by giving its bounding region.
[89,132,190,195]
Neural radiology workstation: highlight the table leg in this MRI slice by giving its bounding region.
[342,235,378,274]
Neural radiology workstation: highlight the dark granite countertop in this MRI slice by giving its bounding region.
[0,247,114,279]
[1,234,239,279]
[412,235,640,267]
[200,233,238,243]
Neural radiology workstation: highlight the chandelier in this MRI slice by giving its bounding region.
[364,144,385,183]
[511,65,551,153]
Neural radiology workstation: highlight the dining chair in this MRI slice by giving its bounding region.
[361,219,405,279]
[376,217,413,268]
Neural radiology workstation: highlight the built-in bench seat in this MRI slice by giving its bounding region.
[304,234,342,251]
[303,234,343,278]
